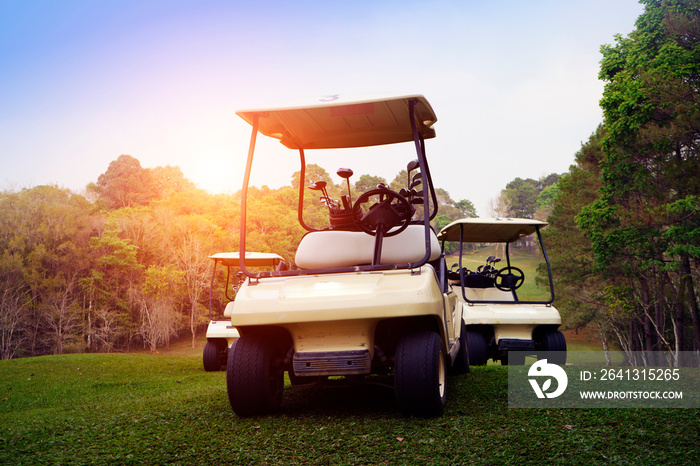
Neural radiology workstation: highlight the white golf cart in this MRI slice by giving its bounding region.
[203,252,285,372]
[437,217,566,366]
[223,94,469,417]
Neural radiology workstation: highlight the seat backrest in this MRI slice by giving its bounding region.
[295,224,441,269]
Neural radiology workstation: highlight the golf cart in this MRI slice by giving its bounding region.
[223,94,468,417]
[437,217,566,366]
[203,252,285,371]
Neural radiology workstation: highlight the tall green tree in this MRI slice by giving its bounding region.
[578,0,700,357]
[498,174,561,220]
[541,127,612,351]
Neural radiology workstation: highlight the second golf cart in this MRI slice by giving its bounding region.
[437,217,566,366]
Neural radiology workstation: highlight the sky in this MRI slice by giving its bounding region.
[0,0,645,216]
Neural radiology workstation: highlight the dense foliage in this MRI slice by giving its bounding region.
[545,0,700,360]
[0,157,474,358]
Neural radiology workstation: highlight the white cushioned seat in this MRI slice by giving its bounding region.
[295,224,441,269]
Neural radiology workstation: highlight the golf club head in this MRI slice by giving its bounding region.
[337,168,353,179]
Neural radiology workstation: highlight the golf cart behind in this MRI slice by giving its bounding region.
[203,252,285,371]
[224,94,469,417]
[437,218,566,365]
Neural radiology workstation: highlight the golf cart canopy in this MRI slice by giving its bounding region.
[235,94,437,150]
[210,252,285,268]
[438,218,548,243]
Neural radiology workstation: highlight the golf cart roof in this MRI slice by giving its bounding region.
[235,94,437,150]
[210,252,284,267]
[437,218,548,243]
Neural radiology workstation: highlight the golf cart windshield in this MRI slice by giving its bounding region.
[235,94,441,279]
[437,218,555,305]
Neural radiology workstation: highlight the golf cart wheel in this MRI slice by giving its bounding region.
[542,330,567,365]
[227,334,284,417]
[203,340,225,372]
[449,319,470,375]
[466,331,488,366]
[394,331,446,417]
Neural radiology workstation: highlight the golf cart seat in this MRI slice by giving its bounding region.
[295,224,440,269]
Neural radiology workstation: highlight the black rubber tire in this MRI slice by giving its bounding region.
[449,319,470,375]
[394,331,446,417]
[203,340,224,372]
[226,334,283,417]
[466,331,489,366]
[542,330,567,365]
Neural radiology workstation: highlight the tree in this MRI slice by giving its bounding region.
[541,126,612,353]
[150,165,195,195]
[88,215,144,350]
[455,199,477,218]
[488,193,510,218]
[0,254,30,359]
[0,186,94,356]
[355,174,388,192]
[87,155,158,209]
[502,178,539,218]
[168,213,223,348]
[499,174,561,219]
[578,0,700,358]
[137,264,185,352]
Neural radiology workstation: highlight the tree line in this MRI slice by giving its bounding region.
[543,0,699,362]
[0,155,480,358]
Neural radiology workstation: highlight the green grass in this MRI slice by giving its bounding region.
[1,349,697,465]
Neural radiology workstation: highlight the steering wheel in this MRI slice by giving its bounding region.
[352,187,413,237]
[494,266,525,291]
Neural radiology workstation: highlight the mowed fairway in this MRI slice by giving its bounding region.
[1,343,697,465]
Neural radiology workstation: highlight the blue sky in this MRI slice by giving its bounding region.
[0,0,644,215]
